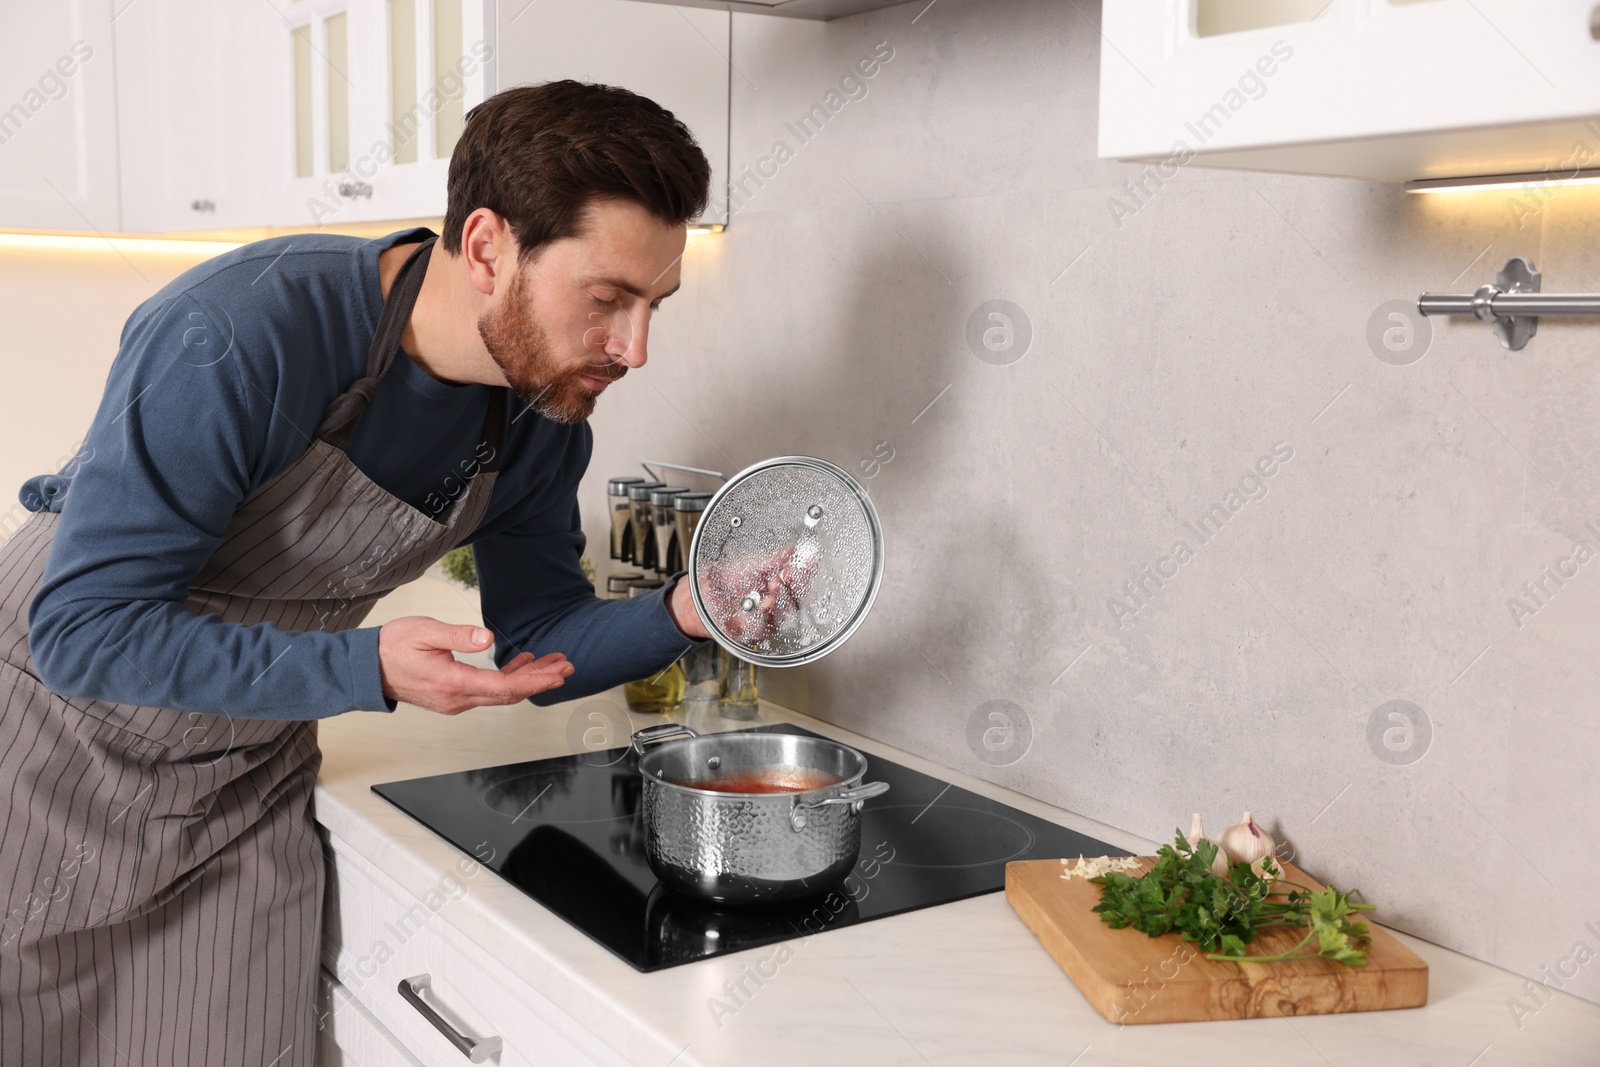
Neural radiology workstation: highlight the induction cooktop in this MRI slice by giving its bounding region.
[372,723,1127,971]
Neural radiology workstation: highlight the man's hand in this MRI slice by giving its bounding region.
[378,616,573,715]
[667,578,711,640]
[693,544,819,646]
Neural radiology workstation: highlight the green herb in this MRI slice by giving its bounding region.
[438,548,594,590]
[440,546,478,589]
[1090,832,1376,967]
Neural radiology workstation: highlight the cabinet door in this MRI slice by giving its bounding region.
[496,0,731,226]
[270,0,492,227]
[374,0,495,221]
[115,0,278,232]
[272,0,378,227]
[0,1,119,232]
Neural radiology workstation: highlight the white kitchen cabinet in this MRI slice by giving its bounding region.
[113,0,283,232]
[11,0,727,237]
[318,968,427,1067]
[320,828,626,1067]
[270,0,494,228]
[1100,0,1600,182]
[497,0,731,226]
[0,1,120,232]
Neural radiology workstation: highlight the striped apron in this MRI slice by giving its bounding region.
[0,237,507,1067]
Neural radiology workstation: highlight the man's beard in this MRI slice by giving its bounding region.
[477,272,624,425]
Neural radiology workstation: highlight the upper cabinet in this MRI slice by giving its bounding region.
[1099,0,1600,182]
[0,0,732,234]
[89,0,493,235]
[0,3,119,233]
[496,0,730,226]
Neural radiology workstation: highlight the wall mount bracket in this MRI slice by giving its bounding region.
[1419,257,1600,351]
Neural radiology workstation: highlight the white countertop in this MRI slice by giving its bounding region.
[316,574,1600,1067]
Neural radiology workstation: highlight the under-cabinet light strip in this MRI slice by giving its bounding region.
[1405,168,1600,194]
[0,232,245,256]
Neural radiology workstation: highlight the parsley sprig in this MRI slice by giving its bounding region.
[1089,832,1376,966]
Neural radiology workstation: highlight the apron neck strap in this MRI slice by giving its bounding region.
[479,388,508,474]
[315,236,437,450]
[364,235,436,379]
[314,235,510,473]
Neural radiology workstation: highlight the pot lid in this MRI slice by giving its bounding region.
[687,456,883,668]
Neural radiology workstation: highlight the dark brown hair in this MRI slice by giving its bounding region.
[442,80,711,257]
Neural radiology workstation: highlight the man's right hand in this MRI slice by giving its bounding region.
[378,616,573,715]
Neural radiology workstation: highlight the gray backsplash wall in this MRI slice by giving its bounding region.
[578,0,1600,1003]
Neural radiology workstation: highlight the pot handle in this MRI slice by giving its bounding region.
[630,722,699,756]
[788,781,890,831]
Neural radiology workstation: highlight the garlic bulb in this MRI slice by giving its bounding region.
[1190,812,1229,877]
[1217,811,1276,866]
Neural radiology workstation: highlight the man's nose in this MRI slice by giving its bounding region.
[604,309,650,369]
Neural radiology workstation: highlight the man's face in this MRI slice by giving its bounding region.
[478,198,687,424]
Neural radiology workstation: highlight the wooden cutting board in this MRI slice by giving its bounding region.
[1005,858,1428,1024]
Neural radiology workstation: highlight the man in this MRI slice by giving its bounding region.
[0,81,749,1066]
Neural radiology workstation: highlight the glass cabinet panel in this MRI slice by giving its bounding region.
[389,0,418,164]
[433,0,464,159]
[325,12,350,173]
[292,24,313,178]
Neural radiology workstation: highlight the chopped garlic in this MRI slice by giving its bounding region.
[1059,855,1143,880]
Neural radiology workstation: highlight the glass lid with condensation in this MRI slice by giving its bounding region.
[688,456,883,668]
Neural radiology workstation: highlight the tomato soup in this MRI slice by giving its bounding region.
[668,768,843,794]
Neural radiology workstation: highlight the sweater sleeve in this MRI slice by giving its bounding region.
[473,495,704,706]
[26,295,391,719]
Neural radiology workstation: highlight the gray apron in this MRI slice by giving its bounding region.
[0,236,507,1067]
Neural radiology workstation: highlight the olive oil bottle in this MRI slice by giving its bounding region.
[620,578,684,712]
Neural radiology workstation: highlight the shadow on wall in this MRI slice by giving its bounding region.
[742,225,1068,765]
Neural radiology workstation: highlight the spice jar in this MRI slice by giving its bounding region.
[625,482,664,576]
[671,491,713,569]
[607,477,647,561]
[622,579,685,712]
[605,571,643,599]
[649,486,690,575]
[719,655,759,720]
[669,492,719,707]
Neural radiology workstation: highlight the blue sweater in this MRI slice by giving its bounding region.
[20,228,697,719]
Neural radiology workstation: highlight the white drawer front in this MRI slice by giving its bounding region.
[321,832,602,1067]
[318,968,426,1067]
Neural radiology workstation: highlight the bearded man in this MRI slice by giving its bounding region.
[0,80,732,1067]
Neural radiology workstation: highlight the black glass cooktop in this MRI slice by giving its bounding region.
[372,724,1126,971]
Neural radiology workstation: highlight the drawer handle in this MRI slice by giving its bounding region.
[397,974,503,1063]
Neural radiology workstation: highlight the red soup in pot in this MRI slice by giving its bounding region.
[666,768,843,794]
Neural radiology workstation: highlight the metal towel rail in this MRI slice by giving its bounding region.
[1418,257,1600,350]
[640,460,726,484]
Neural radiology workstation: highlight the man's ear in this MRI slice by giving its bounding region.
[458,208,515,297]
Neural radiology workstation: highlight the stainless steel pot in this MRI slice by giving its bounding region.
[631,724,890,905]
